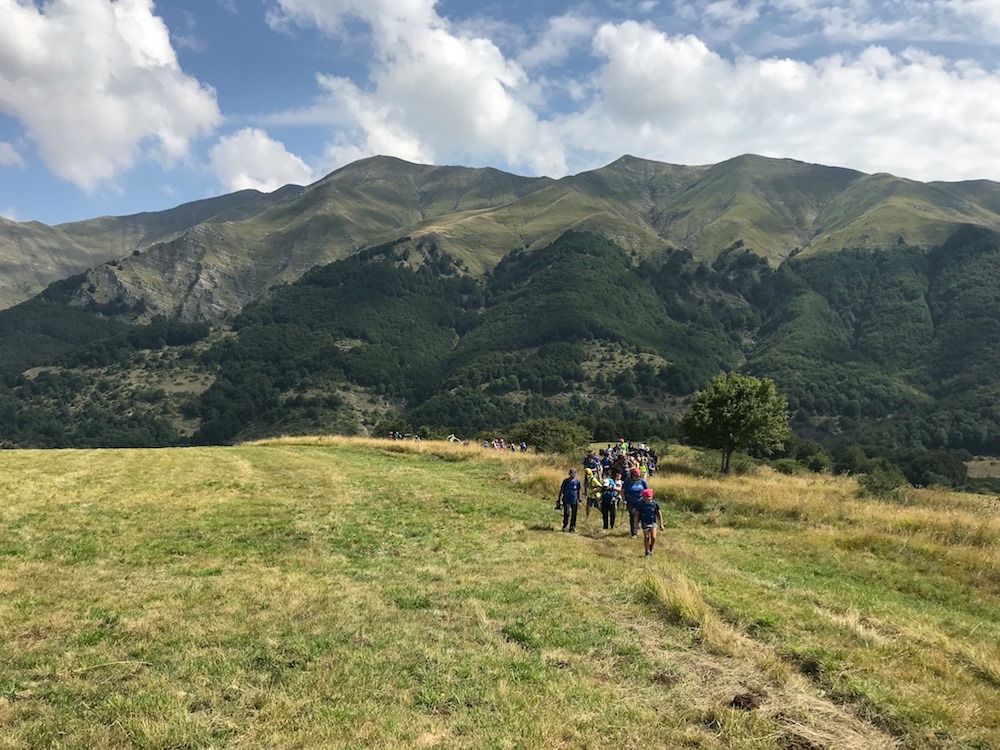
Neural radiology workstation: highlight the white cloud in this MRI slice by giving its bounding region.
[0,0,220,191]
[255,3,1000,183]
[267,0,438,43]
[939,0,1000,34]
[0,141,23,168]
[556,21,1000,181]
[268,0,567,175]
[314,75,431,165]
[210,127,316,192]
[668,0,1000,51]
[519,12,599,69]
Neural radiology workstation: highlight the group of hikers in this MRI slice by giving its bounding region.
[555,439,664,557]
[481,438,528,452]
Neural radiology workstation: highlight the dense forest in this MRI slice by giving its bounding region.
[1,227,997,489]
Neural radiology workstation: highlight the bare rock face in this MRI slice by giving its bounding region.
[69,227,252,322]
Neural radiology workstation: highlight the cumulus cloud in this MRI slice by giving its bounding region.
[519,12,599,69]
[0,141,23,168]
[0,0,220,191]
[210,128,316,192]
[556,21,1000,181]
[267,0,566,175]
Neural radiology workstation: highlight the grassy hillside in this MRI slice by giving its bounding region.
[1,439,997,749]
[0,219,113,312]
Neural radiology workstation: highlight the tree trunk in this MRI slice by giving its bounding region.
[721,448,732,474]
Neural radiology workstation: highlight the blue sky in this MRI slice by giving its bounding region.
[3,0,1000,224]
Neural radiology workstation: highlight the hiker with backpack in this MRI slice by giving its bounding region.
[637,488,664,557]
[600,477,619,530]
[622,467,649,538]
[556,467,581,533]
[584,467,603,520]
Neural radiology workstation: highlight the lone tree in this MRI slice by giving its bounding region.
[682,372,789,473]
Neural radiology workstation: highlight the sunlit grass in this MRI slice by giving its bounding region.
[0,439,996,749]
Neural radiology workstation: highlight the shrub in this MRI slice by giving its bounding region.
[508,418,591,455]
[804,451,834,473]
[858,459,909,498]
[773,458,801,475]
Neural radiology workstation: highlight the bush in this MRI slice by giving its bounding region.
[773,458,801,475]
[858,459,909,498]
[803,451,833,473]
[508,418,591,455]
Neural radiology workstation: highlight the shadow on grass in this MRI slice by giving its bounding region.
[526,523,557,532]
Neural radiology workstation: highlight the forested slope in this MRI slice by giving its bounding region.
[3,226,1000,484]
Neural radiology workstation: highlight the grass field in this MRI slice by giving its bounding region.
[1,439,998,749]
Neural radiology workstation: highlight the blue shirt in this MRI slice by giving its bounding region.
[559,477,581,505]
[637,500,660,526]
[623,478,648,506]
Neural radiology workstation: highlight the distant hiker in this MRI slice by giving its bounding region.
[557,468,581,533]
[637,488,664,557]
[623,467,649,538]
[519,441,527,452]
[600,477,618,530]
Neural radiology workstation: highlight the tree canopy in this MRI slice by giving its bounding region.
[682,372,790,473]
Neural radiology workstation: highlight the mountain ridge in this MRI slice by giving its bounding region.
[5,153,1000,320]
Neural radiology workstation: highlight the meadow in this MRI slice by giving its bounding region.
[1,438,997,749]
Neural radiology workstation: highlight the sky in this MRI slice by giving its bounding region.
[2,0,1000,225]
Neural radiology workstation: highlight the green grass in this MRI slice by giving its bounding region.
[0,439,997,749]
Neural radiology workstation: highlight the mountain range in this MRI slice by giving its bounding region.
[3,153,1000,485]
[6,153,1000,319]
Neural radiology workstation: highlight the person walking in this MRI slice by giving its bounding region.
[600,477,618,530]
[584,467,603,520]
[622,467,649,538]
[637,488,664,557]
[557,468,581,533]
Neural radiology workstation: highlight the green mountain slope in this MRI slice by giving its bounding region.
[0,217,107,309]
[656,155,864,259]
[0,186,304,309]
[10,153,1000,323]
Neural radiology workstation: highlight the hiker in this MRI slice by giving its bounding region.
[637,488,664,557]
[599,449,613,479]
[600,477,618,530]
[623,467,649,538]
[584,467,603,519]
[556,468,581,533]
